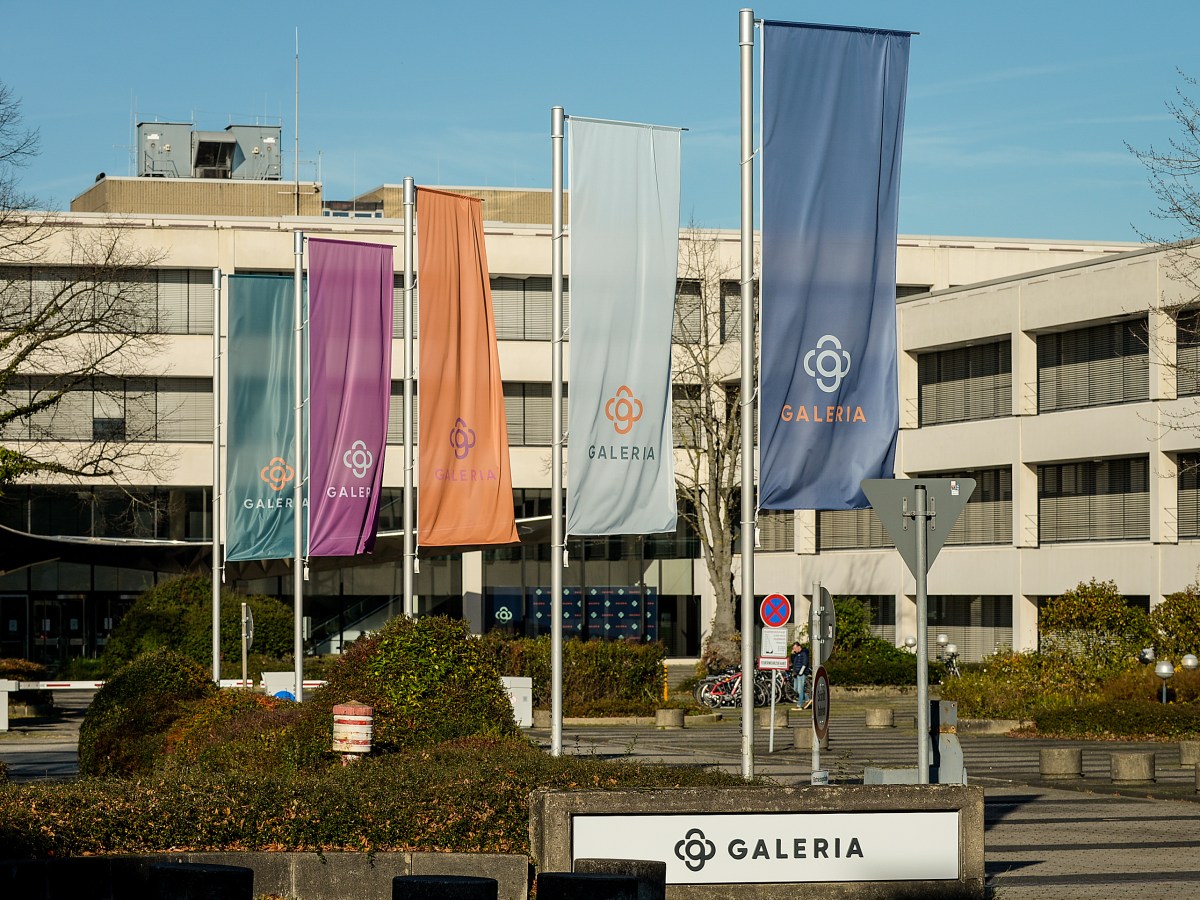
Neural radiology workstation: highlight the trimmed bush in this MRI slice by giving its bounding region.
[290,616,521,765]
[101,574,294,678]
[1038,579,1151,680]
[78,649,216,778]
[479,634,667,716]
[0,737,747,858]
[160,690,306,775]
[1150,586,1200,662]
[939,650,1063,720]
[1031,699,1200,740]
[822,597,932,686]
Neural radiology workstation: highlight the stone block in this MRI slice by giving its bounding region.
[1111,750,1155,784]
[532,709,552,729]
[864,708,895,728]
[392,874,498,900]
[755,706,789,727]
[791,726,828,750]
[654,708,685,729]
[1039,747,1083,779]
[1180,740,1199,768]
[574,858,665,900]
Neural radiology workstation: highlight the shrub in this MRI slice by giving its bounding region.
[479,634,666,716]
[78,649,216,778]
[0,736,746,858]
[101,575,294,677]
[822,597,930,686]
[291,616,520,764]
[160,690,306,775]
[1038,579,1151,680]
[1031,699,1200,740]
[0,658,53,711]
[938,650,1069,720]
[1150,586,1200,662]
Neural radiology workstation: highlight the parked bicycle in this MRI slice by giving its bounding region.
[694,668,793,708]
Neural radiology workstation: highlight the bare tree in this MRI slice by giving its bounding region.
[0,81,166,494]
[672,226,749,669]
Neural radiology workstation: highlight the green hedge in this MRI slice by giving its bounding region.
[1032,699,1200,740]
[478,634,666,716]
[0,736,745,858]
[78,649,216,778]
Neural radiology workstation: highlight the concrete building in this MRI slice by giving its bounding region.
[1,162,1164,666]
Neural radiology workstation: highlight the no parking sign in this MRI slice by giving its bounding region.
[759,593,791,628]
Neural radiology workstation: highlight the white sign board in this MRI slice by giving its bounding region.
[760,626,789,658]
[757,656,789,671]
[572,811,959,883]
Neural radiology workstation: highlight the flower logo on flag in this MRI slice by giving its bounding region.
[605,385,643,435]
[450,418,476,460]
[342,440,373,479]
[803,333,852,394]
[260,456,295,492]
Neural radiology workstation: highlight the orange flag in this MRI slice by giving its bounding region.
[417,188,520,547]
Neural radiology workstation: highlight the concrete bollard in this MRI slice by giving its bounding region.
[532,709,552,729]
[1196,763,1200,794]
[537,871,640,900]
[575,858,666,900]
[1179,740,1199,768]
[392,874,499,900]
[792,726,828,750]
[1039,747,1083,779]
[654,708,685,730]
[864,708,895,728]
[1110,750,1156,784]
[148,862,254,899]
[755,707,788,728]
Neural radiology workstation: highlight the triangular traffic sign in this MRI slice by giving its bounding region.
[860,478,976,578]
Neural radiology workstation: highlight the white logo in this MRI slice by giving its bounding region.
[342,440,373,479]
[495,606,514,623]
[803,334,852,394]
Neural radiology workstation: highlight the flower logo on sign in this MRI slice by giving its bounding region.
[342,440,373,479]
[674,828,716,873]
[260,457,295,491]
[605,385,643,435]
[450,418,476,460]
[803,333,852,394]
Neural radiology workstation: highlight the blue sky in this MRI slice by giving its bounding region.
[4,1,1198,241]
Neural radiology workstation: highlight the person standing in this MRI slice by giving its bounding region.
[791,641,810,709]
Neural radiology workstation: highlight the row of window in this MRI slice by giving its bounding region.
[818,457,1165,549]
[917,316,1169,425]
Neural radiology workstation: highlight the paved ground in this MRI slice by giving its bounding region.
[3,691,1199,897]
[535,694,1200,899]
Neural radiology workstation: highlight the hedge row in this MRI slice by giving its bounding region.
[478,634,666,715]
[0,737,744,858]
[1031,699,1200,740]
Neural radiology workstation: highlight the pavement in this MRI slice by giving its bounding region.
[3,691,1199,898]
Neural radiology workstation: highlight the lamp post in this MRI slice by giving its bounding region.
[904,636,917,652]
[936,632,949,662]
[1155,660,1175,704]
[1182,653,1199,672]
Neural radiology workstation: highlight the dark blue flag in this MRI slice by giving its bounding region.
[759,21,911,510]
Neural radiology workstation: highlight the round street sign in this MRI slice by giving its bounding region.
[759,593,792,628]
[812,666,831,740]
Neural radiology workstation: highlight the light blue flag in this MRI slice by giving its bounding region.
[759,21,911,510]
[226,274,305,561]
[566,117,680,536]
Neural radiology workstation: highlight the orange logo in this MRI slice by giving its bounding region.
[605,385,643,435]
[260,456,296,491]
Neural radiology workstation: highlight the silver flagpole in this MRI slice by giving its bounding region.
[293,229,305,702]
[211,267,222,683]
[550,106,565,757]
[739,7,757,781]
[403,176,416,619]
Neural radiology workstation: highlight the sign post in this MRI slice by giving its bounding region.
[759,594,792,753]
[861,478,975,784]
[809,584,833,783]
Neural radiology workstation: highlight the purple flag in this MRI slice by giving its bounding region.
[308,238,394,556]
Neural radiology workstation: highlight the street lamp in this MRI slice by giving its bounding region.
[937,633,948,661]
[904,635,917,653]
[1155,660,1175,704]
[1182,653,1199,671]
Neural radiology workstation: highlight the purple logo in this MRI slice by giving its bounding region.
[451,418,477,460]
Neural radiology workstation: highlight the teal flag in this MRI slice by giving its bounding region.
[226,274,304,561]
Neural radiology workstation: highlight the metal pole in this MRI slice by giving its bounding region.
[403,176,416,619]
[294,29,300,217]
[811,582,821,777]
[241,601,249,689]
[211,267,222,682]
[915,484,930,784]
[293,230,305,703]
[551,106,566,757]
[738,6,757,781]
